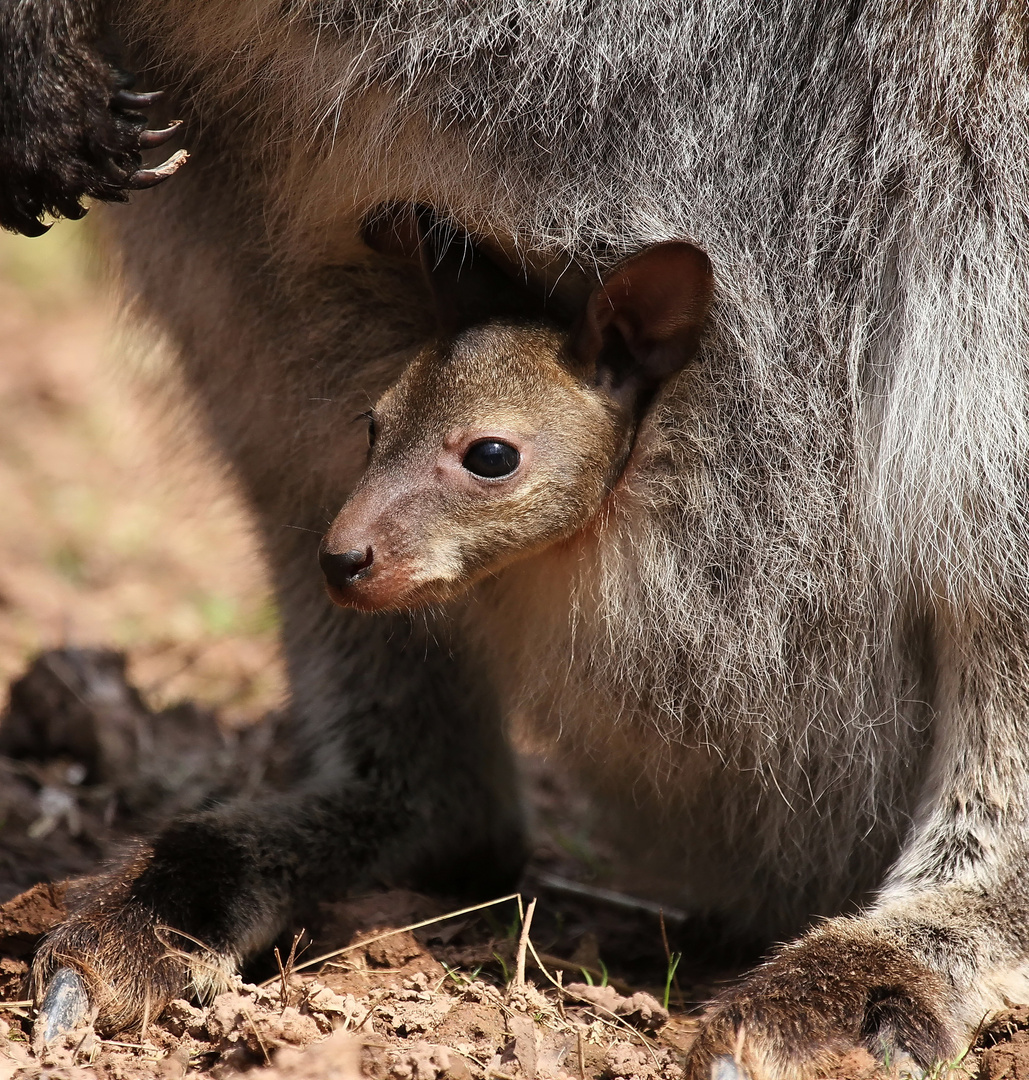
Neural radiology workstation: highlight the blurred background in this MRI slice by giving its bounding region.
[0,221,284,727]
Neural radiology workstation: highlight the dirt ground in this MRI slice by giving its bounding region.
[0,224,1027,1080]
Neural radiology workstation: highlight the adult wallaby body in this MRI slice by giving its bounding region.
[4,3,1028,1076]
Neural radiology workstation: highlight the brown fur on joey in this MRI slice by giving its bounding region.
[320,218,713,611]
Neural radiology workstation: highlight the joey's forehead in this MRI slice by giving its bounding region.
[380,324,572,417]
[376,378,541,444]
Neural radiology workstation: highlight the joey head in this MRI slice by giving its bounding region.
[319,226,714,612]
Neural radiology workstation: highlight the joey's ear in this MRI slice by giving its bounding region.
[362,203,554,334]
[572,242,714,404]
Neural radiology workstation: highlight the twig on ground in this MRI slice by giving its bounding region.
[274,930,305,1010]
[99,1039,161,1059]
[352,991,386,1033]
[449,1045,489,1076]
[513,897,537,989]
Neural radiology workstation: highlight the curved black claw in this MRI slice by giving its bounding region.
[710,1057,750,1080]
[19,218,52,238]
[33,967,95,1049]
[138,120,183,149]
[113,89,165,111]
[129,149,189,189]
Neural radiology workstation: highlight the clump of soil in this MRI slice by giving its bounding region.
[973,1008,1029,1080]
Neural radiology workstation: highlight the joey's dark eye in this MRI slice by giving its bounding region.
[462,440,520,479]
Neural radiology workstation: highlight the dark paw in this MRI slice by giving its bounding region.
[30,862,237,1041]
[0,56,188,237]
[33,898,184,1040]
[683,923,959,1080]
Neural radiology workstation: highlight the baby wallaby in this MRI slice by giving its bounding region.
[320,207,713,611]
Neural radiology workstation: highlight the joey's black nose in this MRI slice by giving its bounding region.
[319,545,374,588]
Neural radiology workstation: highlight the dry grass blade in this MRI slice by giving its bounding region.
[263,891,521,984]
[353,991,385,1032]
[241,1006,271,1066]
[155,924,226,979]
